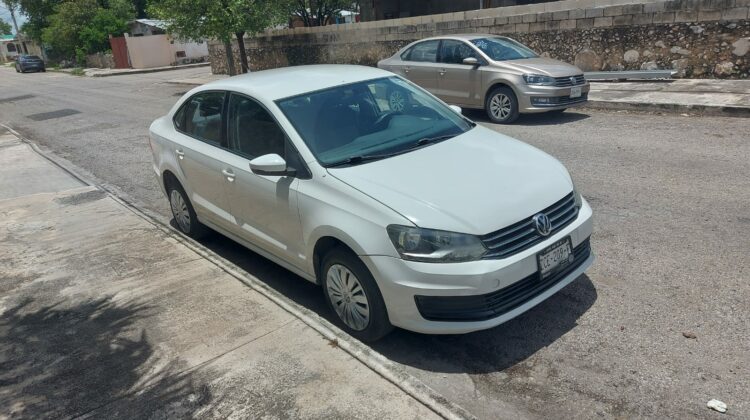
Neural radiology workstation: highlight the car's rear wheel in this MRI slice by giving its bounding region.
[166,181,207,239]
[321,247,393,342]
[486,86,519,124]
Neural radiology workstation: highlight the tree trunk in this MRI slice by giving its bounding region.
[223,39,236,76]
[235,31,249,74]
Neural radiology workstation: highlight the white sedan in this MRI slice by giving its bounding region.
[149,65,594,341]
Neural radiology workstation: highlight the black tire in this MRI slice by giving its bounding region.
[321,247,393,342]
[15,66,20,73]
[41,68,46,72]
[485,86,520,124]
[166,180,207,239]
[386,86,410,112]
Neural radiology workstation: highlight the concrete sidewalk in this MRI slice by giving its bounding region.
[587,79,750,116]
[0,128,454,419]
[52,62,210,78]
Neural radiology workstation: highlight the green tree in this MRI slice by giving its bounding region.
[0,19,12,35]
[149,0,287,75]
[291,0,353,27]
[17,0,61,42]
[41,0,133,61]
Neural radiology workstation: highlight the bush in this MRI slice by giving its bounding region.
[71,67,85,76]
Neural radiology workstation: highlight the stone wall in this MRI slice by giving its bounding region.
[209,0,750,78]
[85,52,116,69]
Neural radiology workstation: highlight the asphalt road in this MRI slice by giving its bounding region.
[1,67,748,419]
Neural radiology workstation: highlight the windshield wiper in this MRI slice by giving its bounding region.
[415,134,457,147]
[326,153,396,168]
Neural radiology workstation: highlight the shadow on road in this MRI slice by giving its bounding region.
[464,109,590,126]
[193,226,597,375]
[0,297,214,419]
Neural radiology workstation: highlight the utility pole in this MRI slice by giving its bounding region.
[3,0,28,53]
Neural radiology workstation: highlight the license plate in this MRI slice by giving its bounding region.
[570,86,582,98]
[537,237,574,279]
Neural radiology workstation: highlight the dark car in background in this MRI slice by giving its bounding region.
[15,55,46,73]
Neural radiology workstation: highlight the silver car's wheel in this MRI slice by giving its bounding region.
[485,86,519,124]
[490,93,512,120]
[388,89,406,112]
[326,264,370,331]
[170,189,191,233]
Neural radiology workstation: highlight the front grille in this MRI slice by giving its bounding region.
[553,74,586,87]
[481,192,578,259]
[531,93,588,107]
[415,238,591,322]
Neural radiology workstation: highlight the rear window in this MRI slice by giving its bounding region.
[24,55,42,60]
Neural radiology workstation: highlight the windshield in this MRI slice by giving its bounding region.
[470,37,538,61]
[276,76,473,167]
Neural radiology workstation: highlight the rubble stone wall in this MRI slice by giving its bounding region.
[209,0,750,78]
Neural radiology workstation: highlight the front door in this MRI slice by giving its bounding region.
[436,40,484,107]
[222,93,305,268]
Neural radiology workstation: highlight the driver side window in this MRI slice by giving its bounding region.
[226,94,286,159]
[439,40,478,64]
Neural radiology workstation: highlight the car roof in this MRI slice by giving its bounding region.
[200,64,394,101]
[419,33,502,41]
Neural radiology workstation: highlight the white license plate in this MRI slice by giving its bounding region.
[570,86,582,98]
[537,237,573,278]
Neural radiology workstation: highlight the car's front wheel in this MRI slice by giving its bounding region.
[321,247,393,342]
[167,181,207,239]
[486,86,520,124]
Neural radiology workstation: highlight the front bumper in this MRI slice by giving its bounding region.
[362,199,594,334]
[517,83,590,113]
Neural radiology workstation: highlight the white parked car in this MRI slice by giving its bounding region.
[149,65,594,342]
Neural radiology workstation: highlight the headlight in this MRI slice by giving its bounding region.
[387,225,487,263]
[523,74,555,86]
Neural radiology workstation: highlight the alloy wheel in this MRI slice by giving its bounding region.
[389,90,406,112]
[169,189,191,232]
[490,93,512,121]
[326,264,370,331]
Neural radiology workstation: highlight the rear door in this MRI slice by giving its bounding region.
[436,40,484,107]
[399,40,441,92]
[170,91,236,230]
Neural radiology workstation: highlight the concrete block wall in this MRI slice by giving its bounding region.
[209,0,750,78]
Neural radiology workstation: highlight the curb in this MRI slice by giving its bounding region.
[583,99,750,117]
[0,124,477,420]
[89,62,211,77]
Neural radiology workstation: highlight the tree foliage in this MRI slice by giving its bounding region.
[291,0,354,27]
[149,0,288,74]
[41,0,133,60]
[0,19,12,35]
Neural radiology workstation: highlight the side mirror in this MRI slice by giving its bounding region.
[463,57,480,66]
[249,153,295,177]
[449,105,463,114]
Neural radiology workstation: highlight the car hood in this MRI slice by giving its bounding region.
[327,125,574,235]
[496,57,582,77]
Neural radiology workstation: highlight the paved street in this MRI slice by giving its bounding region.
[1,67,749,419]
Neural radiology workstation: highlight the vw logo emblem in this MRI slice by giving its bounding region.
[532,213,552,236]
[570,76,577,85]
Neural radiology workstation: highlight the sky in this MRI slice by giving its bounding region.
[0,4,27,34]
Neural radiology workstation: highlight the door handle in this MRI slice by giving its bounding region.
[175,149,185,160]
[404,67,410,74]
[439,69,446,76]
[221,169,235,182]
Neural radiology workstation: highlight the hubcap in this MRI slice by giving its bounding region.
[490,93,512,120]
[169,190,191,232]
[389,90,405,112]
[326,264,370,331]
